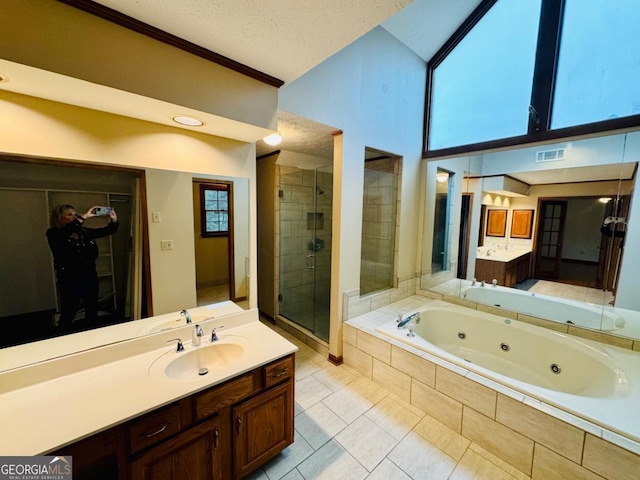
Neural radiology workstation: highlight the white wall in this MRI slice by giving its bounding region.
[279,27,426,334]
[0,90,258,315]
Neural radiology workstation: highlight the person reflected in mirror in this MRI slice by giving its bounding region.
[46,205,119,333]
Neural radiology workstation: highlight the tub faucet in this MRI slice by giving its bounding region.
[180,309,192,324]
[398,311,420,329]
[471,278,477,286]
[481,280,486,287]
[492,279,498,287]
[192,324,204,346]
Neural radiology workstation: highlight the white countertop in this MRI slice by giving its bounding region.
[0,309,297,455]
[0,300,244,372]
[476,248,531,263]
[0,301,244,373]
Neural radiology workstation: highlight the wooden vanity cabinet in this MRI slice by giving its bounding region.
[129,416,223,480]
[52,354,294,480]
[475,253,531,287]
[234,381,294,478]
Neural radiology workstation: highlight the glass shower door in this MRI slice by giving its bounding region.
[278,166,332,342]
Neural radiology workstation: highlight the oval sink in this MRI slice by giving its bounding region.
[160,343,245,379]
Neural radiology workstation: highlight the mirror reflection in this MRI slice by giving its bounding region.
[0,157,250,349]
[421,132,640,340]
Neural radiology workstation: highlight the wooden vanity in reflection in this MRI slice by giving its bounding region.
[475,252,531,287]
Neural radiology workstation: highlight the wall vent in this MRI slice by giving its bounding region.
[535,148,566,162]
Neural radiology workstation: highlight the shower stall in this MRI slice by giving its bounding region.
[278,165,333,342]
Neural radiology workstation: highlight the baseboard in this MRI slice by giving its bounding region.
[328,354,343,366]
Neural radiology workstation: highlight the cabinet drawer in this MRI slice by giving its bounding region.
[263,355,293,389]
[194,371,261,421]
[127,403,184,454]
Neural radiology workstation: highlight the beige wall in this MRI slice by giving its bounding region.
[1,0,277,130]
[0,90,257,315]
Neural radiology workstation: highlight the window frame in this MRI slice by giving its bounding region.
[424,0,640,158]
[199,182,233,238]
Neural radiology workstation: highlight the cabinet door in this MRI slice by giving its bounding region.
[233,381,293,479]
[129,417,222,480]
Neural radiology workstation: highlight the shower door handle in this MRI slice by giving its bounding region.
[306,254,315,269]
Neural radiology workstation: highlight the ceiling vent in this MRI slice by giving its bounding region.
[535,148,566,162]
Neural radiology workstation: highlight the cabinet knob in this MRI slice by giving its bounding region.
[236,417,242,435]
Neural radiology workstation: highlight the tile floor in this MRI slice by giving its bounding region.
[527,280,614,305]
[197,284,249,310]
[246,321,531,480]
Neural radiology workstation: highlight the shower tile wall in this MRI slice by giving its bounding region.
[360,158,399,295]
[278,166,332,333]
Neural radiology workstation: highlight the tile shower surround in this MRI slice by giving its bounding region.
[342,295,640,480]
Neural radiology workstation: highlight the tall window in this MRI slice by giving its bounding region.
[200,183,231,237]
[429,0,542,150]
[551,0,640,129]
[425,0,640,157]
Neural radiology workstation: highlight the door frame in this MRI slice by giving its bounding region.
[193,179,236,302]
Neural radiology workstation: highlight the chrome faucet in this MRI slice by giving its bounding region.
[180,309,192,324]
[492,279,498,287]
[192,324,204,346]
[210,326,224,342]
[397,311,420,329]
[167,338,184,352]
[486,249,495,256]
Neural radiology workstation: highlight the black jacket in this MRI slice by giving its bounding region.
[46,219,119,272]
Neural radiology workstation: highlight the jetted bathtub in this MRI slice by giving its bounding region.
[377,305,628,397]
[461,284,626,331]
[374,302,640,443]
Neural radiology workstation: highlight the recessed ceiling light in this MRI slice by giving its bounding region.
[598,197,612,203]
[0,73,8,83]
[172,115,205,127]
[263,133,283,146]
[436,172,450,183]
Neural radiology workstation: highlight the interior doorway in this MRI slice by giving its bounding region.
[192,180,237,306]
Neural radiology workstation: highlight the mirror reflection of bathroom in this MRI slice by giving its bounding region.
[0,158,144,348]
[192,178,250,309]
[423,132,637,335]
[431,168,453,275]
[360,148,401,296]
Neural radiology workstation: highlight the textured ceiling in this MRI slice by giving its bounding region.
[256,111,336,159]
[89,0,483,157]
[92,0,413,83]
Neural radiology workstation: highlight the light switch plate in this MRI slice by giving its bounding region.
[160,240,173,250]
[152,212,161,223]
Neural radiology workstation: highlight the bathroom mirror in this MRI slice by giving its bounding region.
[420,131,640,340]
[0,156,250,356]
